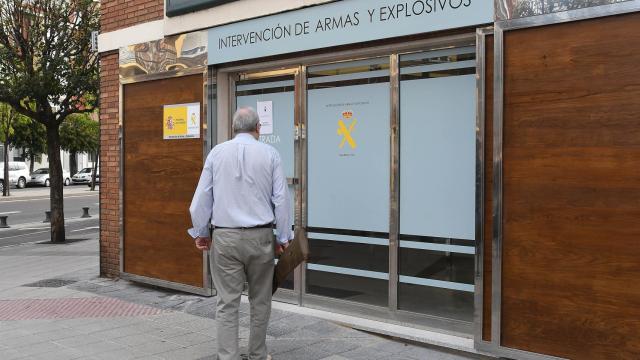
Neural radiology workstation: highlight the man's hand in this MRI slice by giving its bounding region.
[275,241,290,256]
[195,237,212,251]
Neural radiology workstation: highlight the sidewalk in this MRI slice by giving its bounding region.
[0,237,490,360]
[0,185,98,200]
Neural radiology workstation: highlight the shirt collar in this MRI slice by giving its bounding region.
[233,133,258,143]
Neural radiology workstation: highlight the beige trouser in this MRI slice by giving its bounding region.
[210,228,274,360]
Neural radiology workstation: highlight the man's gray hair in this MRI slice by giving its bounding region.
[232,107,260,134]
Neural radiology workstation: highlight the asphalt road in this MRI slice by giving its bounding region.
[0,186,99,247]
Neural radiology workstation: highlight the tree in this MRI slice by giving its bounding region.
[12,115,46,173]
[513,0,625,17]
[60,113,98,176]
[0,0,99,242]
[90,141,98,191]
[0,103,19,196]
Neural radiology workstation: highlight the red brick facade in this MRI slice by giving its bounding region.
[100,0,164,33]
[99,51,120,278]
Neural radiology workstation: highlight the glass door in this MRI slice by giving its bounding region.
[225,42,478,330]
[234,68,300,298]
[304,58,391,307]
[398,46,477,321]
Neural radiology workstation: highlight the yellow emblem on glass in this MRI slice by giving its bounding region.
[337,111,357,149]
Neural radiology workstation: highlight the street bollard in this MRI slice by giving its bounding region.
[0,216,8,228]
[43,211,51,223]
[81,207,91,218]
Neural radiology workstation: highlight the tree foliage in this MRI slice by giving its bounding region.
[0,102,21,196]
[513,0,626,17]
[0,0,99,241]
[12,115,47,171]
[60,113,98,155]
[0,102,17,145]
[0,0,99,124]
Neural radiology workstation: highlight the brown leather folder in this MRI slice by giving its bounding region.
[272,227,309,294]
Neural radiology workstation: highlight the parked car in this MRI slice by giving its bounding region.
[87,173,100,187]
[27,168,72,187]
[72,167,99,184]
[0,161,30,192]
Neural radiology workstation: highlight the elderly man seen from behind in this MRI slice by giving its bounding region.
[188,107,292,360]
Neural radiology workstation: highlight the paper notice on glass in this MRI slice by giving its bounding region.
[257,101,273,135]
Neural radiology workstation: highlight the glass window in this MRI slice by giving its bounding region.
[306,58,390,306]
[398,46,476,321]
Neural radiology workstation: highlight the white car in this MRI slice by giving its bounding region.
[72,167,98,184]
[27,168,72,187]
[0,161,30,192]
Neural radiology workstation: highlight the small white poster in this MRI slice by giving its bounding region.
[257,101,273,135]
[186,103,200,138]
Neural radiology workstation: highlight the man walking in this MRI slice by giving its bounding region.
[188,107,292,360]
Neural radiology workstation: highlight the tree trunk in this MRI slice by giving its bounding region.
[29,153,35,173]
[46,124,65,243]
[2,140,9,197]
[90,148,99,191]
[70,151,77,176]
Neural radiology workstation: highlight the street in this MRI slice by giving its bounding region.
[0,186,99,247]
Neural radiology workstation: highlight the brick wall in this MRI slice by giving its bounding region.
[100,0,164,33]
[99,51,120,278]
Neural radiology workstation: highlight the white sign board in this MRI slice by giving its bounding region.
[257,101,273,135]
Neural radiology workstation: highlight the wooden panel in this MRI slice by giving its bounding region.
[500,13,640,359]
[482,34,493,343]
[123,75,204,288]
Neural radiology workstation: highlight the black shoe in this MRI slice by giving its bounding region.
[240,355,272,360]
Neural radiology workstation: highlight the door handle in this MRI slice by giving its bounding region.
[287,177,299,185]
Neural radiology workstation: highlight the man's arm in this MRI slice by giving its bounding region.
[272,152,293,247]
[188,151,214,244]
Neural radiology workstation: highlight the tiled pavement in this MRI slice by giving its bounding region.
[0,237,492,359]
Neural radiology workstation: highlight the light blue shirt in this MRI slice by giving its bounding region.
[188,133,293,245]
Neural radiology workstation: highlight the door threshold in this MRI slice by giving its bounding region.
[240,295,492,357]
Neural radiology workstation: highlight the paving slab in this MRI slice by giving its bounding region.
[0,236,492,360]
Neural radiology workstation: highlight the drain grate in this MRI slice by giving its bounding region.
[22,279,78,288]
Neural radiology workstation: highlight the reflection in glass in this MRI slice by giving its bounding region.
[307,271,388,307]
[498,0,630,19]
[306,237,389,306]
[398,284,473,322]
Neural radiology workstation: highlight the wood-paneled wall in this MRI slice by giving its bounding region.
[123,74,205,288]
[499,12,640,359]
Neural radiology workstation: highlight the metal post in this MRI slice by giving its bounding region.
[81,207,92,218]
[0,216,9,228]
[388,53,400,311]
[43,211,51,223]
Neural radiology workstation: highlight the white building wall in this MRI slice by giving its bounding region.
[4,147,93,175]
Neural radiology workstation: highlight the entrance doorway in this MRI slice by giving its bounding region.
[223,39,478,332]
[233,68,302,301]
